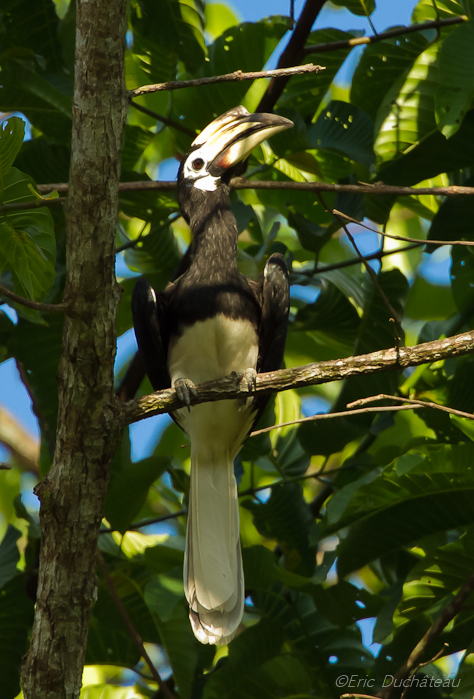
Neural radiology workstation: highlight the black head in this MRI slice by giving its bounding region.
[177,106,293,224]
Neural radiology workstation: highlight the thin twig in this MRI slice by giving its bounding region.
[0,284,68,313]
[348,393,474,421]
[100,508,188,534]
[332,208,474,248]
[304,15,467,54]
[116,214,181,253]
[129,64,325,98]
[380,571,474,699]
[250,404,422,437]
[129,100,195,136]
[311,243,423,275]
[400,644,449,699]
[0,198,65,214]
[96,550,175,699]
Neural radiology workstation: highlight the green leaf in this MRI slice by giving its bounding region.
[427,176,474,250]
[0,63,73,143]
[243,483,316,575]
[0,526,21,590]
[144,544,184,575]
[0,167,56,301]
[131,0,206,73]
[0,117,25,176]
[204,2,240,39]
[451,414,474,442]
[327,443,474,575]
[154,603,204,699]
[351,31,428,121]
[294,279,360,347]
[278,29,355,118]
[0,0,64,72]
[86,615,140,667]
[173,18,290,133]
[105,430,170,533]
[0,575,35,699]
[330,0,375,15]
[299,269,409,455]
[396,528,474,625]
[8,314,64,458]
[379,108,474,185]
[203,617,285,699]
[435,21,474,138]
[412,0,464,22]
[288,208,332,254]
[121,124,154,171]
[453,639,474,699]
[374,41,440,166]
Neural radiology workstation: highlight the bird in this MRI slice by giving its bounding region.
[132,106,292,645]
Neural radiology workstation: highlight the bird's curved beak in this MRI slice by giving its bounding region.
[192,106,293,176]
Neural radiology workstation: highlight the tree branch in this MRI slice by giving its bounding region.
[20,0,128,695]
[0,284,68,313]
[4,179,469,217]
[304,15,467,55]
[119,329,474,426]
[129,64,325,98]
[257,0,327,112]
[129,100,195,136]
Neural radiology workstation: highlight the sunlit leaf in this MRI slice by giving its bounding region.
[435,22,474,137]
[0,168,56,301]
[330,0,375,15]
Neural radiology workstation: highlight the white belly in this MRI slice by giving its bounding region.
[168,314,259,454]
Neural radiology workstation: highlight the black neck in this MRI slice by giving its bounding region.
[180,182,239,272]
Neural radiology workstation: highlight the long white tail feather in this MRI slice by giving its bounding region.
[184,445,244,644]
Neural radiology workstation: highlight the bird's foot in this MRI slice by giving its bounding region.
[236,368,257,394]
[174,377,198,412]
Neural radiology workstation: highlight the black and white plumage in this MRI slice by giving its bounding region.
[132,106,292,644]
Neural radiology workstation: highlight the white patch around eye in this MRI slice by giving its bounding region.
[183,149,220,191]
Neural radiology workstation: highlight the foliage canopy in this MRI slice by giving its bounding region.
[2,0,474,697]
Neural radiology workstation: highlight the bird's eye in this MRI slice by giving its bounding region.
[192,157,205,171]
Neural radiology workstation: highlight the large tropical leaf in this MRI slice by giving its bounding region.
[326,443,474,575]
[0,117,25,176]
[351,31,429,121]
[374,41,440,165]
[0,168,56,301]
[309,100,375,167]
[278,29,356,118]
[0,575,35,699]
[435,21,474,138]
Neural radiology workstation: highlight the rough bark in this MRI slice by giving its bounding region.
[20,1,128,697]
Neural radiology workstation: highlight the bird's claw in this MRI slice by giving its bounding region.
[175,377,198,412]
[237,368,257,394]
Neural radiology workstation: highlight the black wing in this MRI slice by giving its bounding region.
[253,252,290,422]
[131,277,171,392]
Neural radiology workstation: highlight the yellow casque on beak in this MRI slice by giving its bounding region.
[192,106,293,176]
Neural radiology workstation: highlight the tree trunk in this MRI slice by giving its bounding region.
[21,0,128,696]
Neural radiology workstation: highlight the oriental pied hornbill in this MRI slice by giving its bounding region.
[132,106,293,645]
